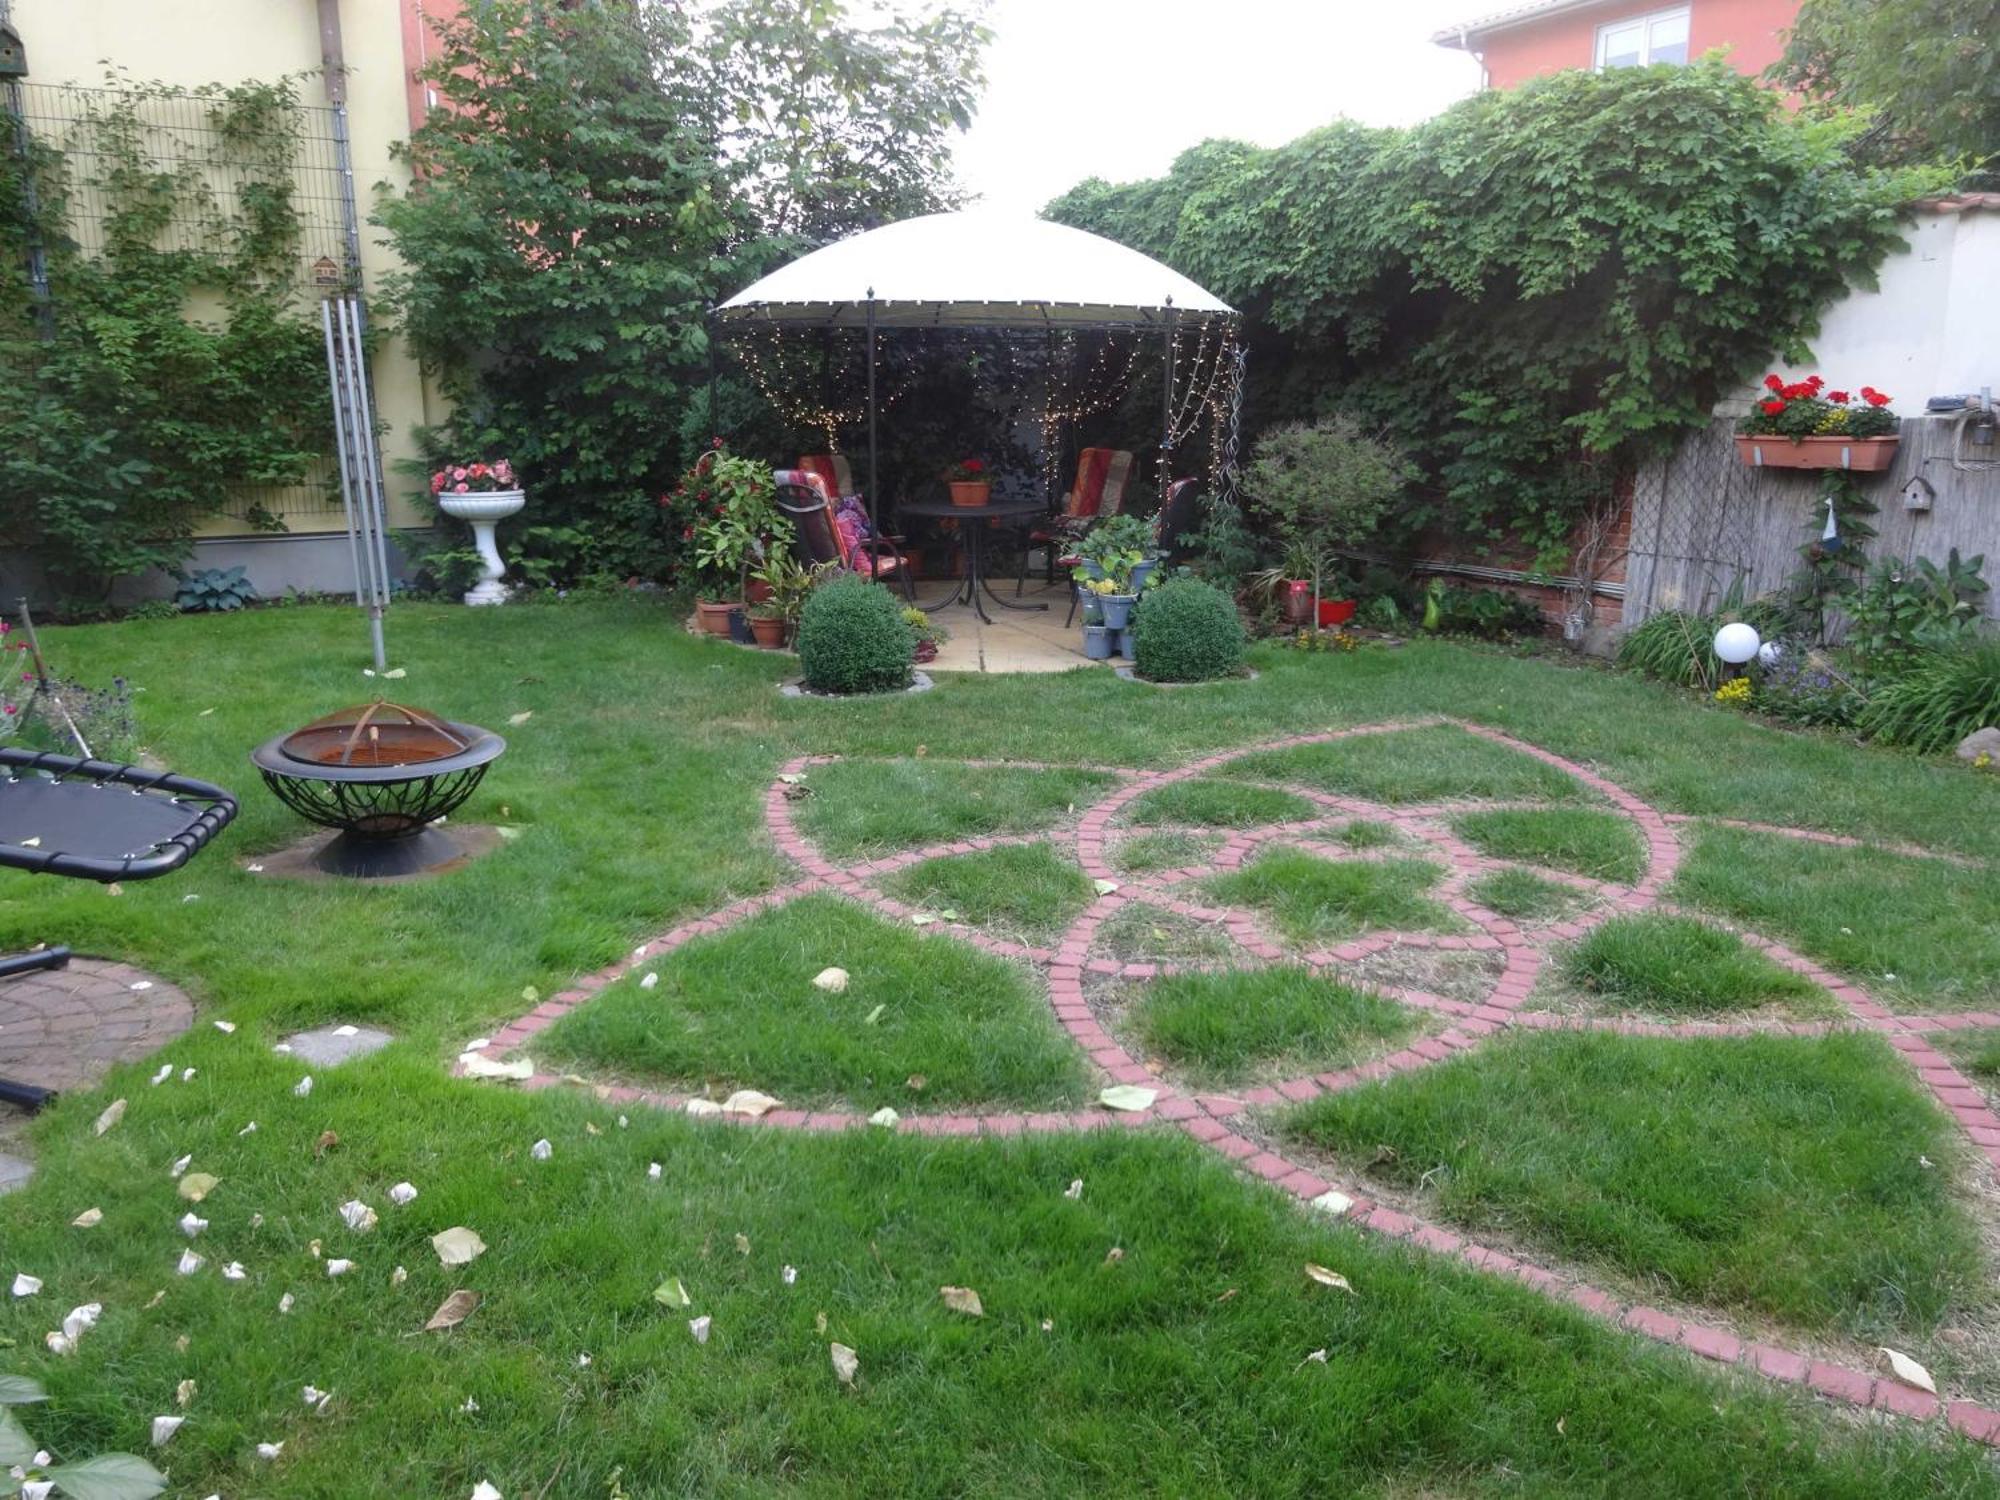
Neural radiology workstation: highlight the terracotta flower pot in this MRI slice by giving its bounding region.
[749,614,788,649]
[949,480,992,508]
[1282,579,1312,625]
[696,598,740,635]
[1733,434,1899,472]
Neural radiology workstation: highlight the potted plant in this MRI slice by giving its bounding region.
[1070,513,1152,630]
[1735,376,1900,470]
[1082,621,1116,660]
[1243,416,1411,634]
[903,606,946,664]
[431,459,525,606]
[753,552,830,648]
[683,448,792,635]
[944,456,991,508]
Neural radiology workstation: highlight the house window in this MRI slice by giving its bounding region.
[1595,6,1691,69]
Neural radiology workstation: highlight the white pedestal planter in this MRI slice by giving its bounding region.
[436,489,525,606]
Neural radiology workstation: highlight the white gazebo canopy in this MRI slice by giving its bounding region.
[715,211,1235,330]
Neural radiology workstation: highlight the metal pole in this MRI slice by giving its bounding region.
[322,298,368,611]
[341,296,392,671]
[865,290,879,579]
[706,311,719,445]
[2,77,52,338]
[1159,299,1178,504]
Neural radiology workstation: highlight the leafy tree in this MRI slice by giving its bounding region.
[1048,64,1942,565]
[375,0,988,585]
[1773,0,2000,172]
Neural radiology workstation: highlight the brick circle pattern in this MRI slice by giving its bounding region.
[479,717,2000,1444]
[0,956,194,1094]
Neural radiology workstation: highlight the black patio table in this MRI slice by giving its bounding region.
[0,746,237,1110]
[899,496,1050,624]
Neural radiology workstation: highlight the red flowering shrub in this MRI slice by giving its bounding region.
[1740,375,1898,439]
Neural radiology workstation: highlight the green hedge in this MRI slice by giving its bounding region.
[796,575,915,695]
[1132,577,1245,683]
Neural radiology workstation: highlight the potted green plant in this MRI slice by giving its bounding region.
[1070,513,1151,630]
[1735,376,1900,470]
[1243,416,1410,633]
[753,552,831,648]
[683,449,792,635]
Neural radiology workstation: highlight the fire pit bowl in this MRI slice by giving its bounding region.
[251,702,505,877]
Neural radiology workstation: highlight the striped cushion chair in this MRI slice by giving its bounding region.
[798,454,856,500]
[1032,447,1133,583]
[773,469,906,580]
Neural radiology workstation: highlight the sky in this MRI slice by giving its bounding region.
[952,0,1488,214]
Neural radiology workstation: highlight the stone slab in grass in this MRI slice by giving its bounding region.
[0,1148,31,1195]
[1218,724,1594,805]
[793,759,1117,858]
[1205,849,1460,946]
[1282,1028,1985,1342]
[1128,965,1417,1088]
[281,1024,396,1067]
[539,893,1089,1111]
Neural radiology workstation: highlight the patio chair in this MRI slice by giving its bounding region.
[1027,448,1133,586]
[798,454,856,500]
[774,469,909,582]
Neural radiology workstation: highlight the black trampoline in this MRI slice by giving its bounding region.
[0,746,237,1110]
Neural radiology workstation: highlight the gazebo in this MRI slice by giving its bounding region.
[710,211,1243,542]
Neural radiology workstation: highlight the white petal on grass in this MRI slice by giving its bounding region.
[278,1292,295,1314]
[812,967,849,994]
[293,1075,313,1097]
[256,1441,284,1459]
[460,1396,480,1413]
[684,1098,723,1117]
[639,972,659,990]
[782,1265,798,1286]
[576,1353,591,1368]
[829,1342,859,1387]
[302,1384,334,1411]
[181,1067,197,1082]
[392,1266,408,1286]
[721,1090,780,1117]
[647,1162,662,1180]
[1304,1264,1356,1295]
[222,1262,246,1281]
[12,1273,42,1297]
[471,1482,504,1500]
[432,1227,487,1266]
[688,1315,711,1345]
[149,1065,172,1086]
[150,1415,184,1446]
[237,1120,258,1136]
[389,1181,418,1206]
[863,1005,885,1026]
[868,1107,899,1128]
[63,1304,101,1343]
[938,1285,984,1317]
[176,1251,204,1276]
[459,1052,533,1081]
[1064,1179,1083,1200]
[617,1115,628,1128]
[1882,1347,1937,1394]
[529,1138,553,1161]
[71,1207,103,1228]
[382,668,406,679]
[325,1259,355,1277]
[213,1021,237,1033]
[464,1037,490,1051]
[1311,1190,1355,1217]
[339,1200,377,1232]
[169,1154,192,1178]
[178,1213,207,1238]
[1097,1085,1156,1112]
[508,710,533,726]
[93,1098,126,1135]
[176,1379,196,1407]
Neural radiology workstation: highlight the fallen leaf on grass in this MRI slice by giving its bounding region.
[1098,1085,1156,1112]
[150,1414,183,1446]
[12,1273,41,1297]
[812,967,849,993]
[459,1052,533,1081]
[868,1107,899,1128]
[508,711,533,726]
[938,1286,984,1318]
[830,1342,859,1387]
[1305,1264,1356,1294]
[815,1311,828,1335]
[314,1131,339,1156]
[178,1173,218,1203]
[685,1099,723,1117]
[93,1099,126,1136]
[905,1074,926,1092]
[864,1005,885,1025]
[654,1277,691,1309]
[432,1227,487,1267]
[175,1379,196,1408]
[689,1315,711,1345]
[339,1200,377,1232]
[779,773,807,785]
[1064,1179,1083,1200]
[734,1234,751,1256]
[389,1182,418,1206]
[910,914,937,927]
[1881,1347,1937,1394]
[1103,1247,1124,1265]
[1093,879,1120,896]
[722,1090,780,1117]
[425,1290,481,1332]
[71,1207,102,1228]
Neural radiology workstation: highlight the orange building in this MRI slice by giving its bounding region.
[1434,0,1800,90]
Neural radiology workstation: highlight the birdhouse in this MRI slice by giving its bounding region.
[311,255,342,288]
[0,22,28,79]
[1901,474,1935,512]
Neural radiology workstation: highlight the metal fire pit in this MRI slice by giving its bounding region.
[251,702,505,877]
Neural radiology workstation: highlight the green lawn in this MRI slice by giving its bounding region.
[1563,914,1834,1017]
[1206,850,1460,946]
[1218,724,1593,805]
[1468,868,1591,922]
[878,842,1094,945]
[1095,902,1240,965]
[1110,830,1223,874]
[1283,1031,1983,1343]
[539,894,1088,1110]
[3,601,1998,1492]
[1453,807,1647,883]
[1129,967,1416,1086]
[1125,777,1318,828]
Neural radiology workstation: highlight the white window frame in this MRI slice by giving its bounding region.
[1593,5,1691,70]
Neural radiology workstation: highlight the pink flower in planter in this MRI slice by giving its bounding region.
[453,482,470,493]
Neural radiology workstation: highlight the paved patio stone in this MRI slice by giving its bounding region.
[281,1024,396,1067]
[0,956,193,1095]
[0,1149,32,1195]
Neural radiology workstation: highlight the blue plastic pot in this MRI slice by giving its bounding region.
[1098,594,1136,631]
[1082,624,1115,660]
[1115,628,1135,659]
[1130,559,1157,592]
[1077,586,1105,625]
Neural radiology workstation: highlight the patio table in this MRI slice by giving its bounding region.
[899,497,1050,624]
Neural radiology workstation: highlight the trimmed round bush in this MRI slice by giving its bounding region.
[795,574,915,694]
[1131,576,1245,683]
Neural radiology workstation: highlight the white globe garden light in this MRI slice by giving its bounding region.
[1757,640,1785,668]
[1713,622,1761,665]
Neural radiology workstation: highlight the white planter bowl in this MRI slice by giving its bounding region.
[437,488,526,523]
[436,488,526,605]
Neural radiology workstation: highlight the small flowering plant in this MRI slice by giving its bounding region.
[665,443,792,599]
[943,456,987,483]
[1740,375,1897,440]
[429,459,518,496]
[0,619,28,742]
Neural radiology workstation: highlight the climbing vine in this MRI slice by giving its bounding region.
[0,78,329,608]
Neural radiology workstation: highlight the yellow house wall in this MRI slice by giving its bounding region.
[13,0,436,536]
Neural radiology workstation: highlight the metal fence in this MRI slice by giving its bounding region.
[1624,411,2000,630]
[6,80,352,527]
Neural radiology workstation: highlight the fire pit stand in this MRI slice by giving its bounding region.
[251,702,506,878]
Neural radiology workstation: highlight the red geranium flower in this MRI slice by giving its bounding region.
[1826,390,1849,404]
[1760,399,1787,416]
[1764,374,1784,392]
[1864,389,1892,407]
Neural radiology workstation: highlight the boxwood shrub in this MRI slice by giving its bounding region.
[1132,576,1245,683]
[796,574,915,694]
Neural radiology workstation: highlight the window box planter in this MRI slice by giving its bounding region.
[1733,434,1899,472]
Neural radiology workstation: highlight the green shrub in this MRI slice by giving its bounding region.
[1131,577,1245,683]
[1857,638,2000,754]
[1616,610,1720,687]
[795,575,914,695]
